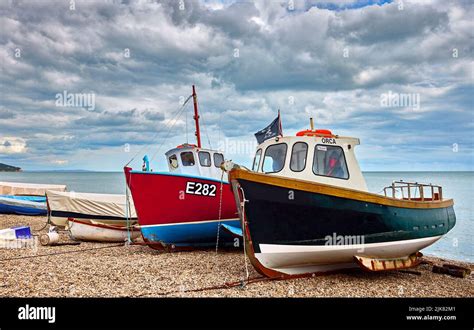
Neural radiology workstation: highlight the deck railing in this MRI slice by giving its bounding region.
[383,180,443,201]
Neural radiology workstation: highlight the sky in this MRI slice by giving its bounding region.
[0,0,473,172]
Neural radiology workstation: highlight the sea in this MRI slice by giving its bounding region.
[0,171,472,263]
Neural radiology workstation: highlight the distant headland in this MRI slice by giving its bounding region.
[0,163,22,172]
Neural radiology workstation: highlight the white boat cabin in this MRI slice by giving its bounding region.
[165,144,227,181]
[251,130,368,191]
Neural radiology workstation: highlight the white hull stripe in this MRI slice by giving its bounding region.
[259,235,443,253]
[255,235,443,274]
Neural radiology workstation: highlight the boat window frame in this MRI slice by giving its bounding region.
[180,151,196,167]
[312,144,350,180]
[262,143,288,174]
[168,154,179,170]
[290,142,308,173]
[213,153,224,168]
[198,151,212,167]
[252,149,262,172]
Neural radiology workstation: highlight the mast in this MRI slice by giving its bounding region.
[192,85,202,148]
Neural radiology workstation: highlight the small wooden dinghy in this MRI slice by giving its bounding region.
[226,119,456,278]
[68,219,140,242]
[46,191,139,242]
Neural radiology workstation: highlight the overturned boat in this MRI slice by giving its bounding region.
[46,190,139,242]
[0,182,66,215]
[227,119,456,277]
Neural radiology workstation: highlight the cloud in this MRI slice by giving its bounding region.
[0,137,27,154]
[51,159,68,165]
[0,0,472,171]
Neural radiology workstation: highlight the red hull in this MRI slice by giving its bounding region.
[124,168,237,226]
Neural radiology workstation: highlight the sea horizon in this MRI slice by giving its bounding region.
[0,170,472,263]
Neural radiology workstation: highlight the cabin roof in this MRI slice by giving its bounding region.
[165,144,222,156]
[256,134,361,149]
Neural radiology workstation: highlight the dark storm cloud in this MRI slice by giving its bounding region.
[0,0,472,170]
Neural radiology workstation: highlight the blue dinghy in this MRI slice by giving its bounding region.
[0,195,47,215]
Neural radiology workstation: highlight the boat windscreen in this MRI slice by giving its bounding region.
[262,143,287,173]
[313,145,349,179]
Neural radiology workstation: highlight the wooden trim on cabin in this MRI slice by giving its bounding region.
[229,169,454,209]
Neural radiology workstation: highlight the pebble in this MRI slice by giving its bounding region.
[1,215,472,297]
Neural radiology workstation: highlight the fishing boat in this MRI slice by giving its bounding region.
[226,118,456,277]
[0,182,66,215]
[124,86,239,249]
[46,190,139,242]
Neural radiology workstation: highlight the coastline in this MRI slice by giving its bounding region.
[1,214,472,298]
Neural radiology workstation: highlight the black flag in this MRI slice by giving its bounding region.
[254,111,283,144]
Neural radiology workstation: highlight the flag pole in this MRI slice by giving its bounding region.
[278,109,283,136]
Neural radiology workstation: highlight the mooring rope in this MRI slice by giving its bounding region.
[215,170,225,254]
[31,216,49,233]
[0,243,124,262]
[238,186,250,281]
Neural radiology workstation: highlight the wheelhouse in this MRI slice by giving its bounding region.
[165,144,226,181]
[251,130,368,191]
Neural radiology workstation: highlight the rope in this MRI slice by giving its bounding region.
[185,103,189,144]
[152,276,273,296]
[125,94,192,167]
[200,113,213,149]
[150,96,192,162]
[31,216,49,232]
[239,186,250,281]
[0,243,123,262]
[215,170,225,253]
[125,178,132,244]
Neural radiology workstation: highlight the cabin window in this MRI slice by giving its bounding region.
[180,152,195,166]
[168,154,179,170]
[290,142,308,172]
[213,153,224,168]
[262,143,287,173]
[198,151,211,167]
[252,149,262,171]
[313,145,349,179]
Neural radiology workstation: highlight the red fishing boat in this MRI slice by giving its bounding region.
[124,86,240,249]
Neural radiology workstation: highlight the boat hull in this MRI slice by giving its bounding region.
[230,170,456,276]
[125,168,239,248]
[140,219,241,248]
[0,196,47,216]
[68,219,140,242]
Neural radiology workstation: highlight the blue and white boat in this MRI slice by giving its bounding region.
[0,195,47,215]
[0,181,67,216]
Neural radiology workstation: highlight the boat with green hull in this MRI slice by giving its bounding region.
[226,118,456,277]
